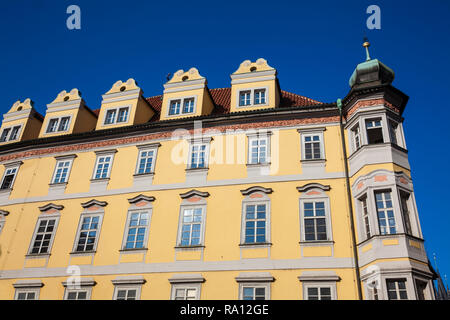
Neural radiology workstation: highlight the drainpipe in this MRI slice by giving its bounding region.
[337,98,363,300]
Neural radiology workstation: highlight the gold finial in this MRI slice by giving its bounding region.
[363,37,371,61]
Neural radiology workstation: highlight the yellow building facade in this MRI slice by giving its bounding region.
[0,52,435,300]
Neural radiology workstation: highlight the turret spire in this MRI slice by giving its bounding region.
[363,37,371,61]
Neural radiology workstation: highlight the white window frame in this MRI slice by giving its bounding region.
[176,204,207,247]
[72,212,104,253]
[240,189,272,246]
[167,96,197,116]
[135,145,159,175]
[242,201,270,245]
[351,123,362,151]
[300,131,325,161]
[386,278,408,300]
[92,151,116,180]
[45,116,72,134]
[14,288,40,300]
[0,125,22,142]
[27,215,60,256]
[359,194,371,240]
[374,189,397,235]
[0,161,22,190]
[187,142,210,169]
[303,283,336,300]
[171,283,201,300]
[113,285,141,300]
[239,283,271,300]
[247,134,271,165]
[51,155,76,184]
[121,209,152,250]
[237,87,269,108]
[299,187,333,243]
[64,288,92,300]
[102,106,130,126]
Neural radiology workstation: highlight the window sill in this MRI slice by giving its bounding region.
[185,167,209,172]
[119,248,148,254]
[89,178,110,182]
[133,172,155,177]
[48,182,68,186]
[70,250,96,256]
[239,242,272,248]
[300,158,326,163]
[25,253,51,258]
[174,245,205,250]
[299,240,334,246]
[246,162,271,167]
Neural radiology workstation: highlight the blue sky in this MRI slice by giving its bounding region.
[1,1,449,283]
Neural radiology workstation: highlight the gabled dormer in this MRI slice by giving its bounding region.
[96,79,155,130]
[39,89,97,138]
[160,68,215,120]
[230,58,281,113]
[0,99,43,144]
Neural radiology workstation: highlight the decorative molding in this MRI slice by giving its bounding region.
[62,277,96,287]
[38,203,64,212]
[13,280,44,288]
[136,142,161,150]
[94,149,117,155]
[81,199,108,208]
[297,270,341,282]
[127,194,156,204]
[168,274,205,284]
[179,189,210,199]
[111,275,146,285]
[240,186,273,196]
[296,183,331,192]
[235,272,275,283]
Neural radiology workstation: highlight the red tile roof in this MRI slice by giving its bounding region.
[92,88,322,122]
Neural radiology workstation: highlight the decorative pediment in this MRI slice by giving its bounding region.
[38,203,64,212]
[240,186,273,196]
[104,78,141,95]
[49,88,83,104]
[296,183,331,193]
[180,189,210,199]
[128,194,156,204]
[81,199,108,209]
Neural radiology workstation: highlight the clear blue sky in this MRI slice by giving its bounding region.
[1,1,449,282]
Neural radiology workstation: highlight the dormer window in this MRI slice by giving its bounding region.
[0,125,21,142]
[104,107,129,125]
[238,88,268,107]
[46,116,70,133]
[168,98,196,116]
[239,91,251,106]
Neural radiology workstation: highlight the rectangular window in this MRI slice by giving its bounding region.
[189,144,207,169]
[303,134,322,160]
[352,124,361,150]
[47,118,59,133]
[15,290,38,300]
[303,201,328,241]
[249,137,268,164]
[52,160,72,184]
[117,108,129,123]
[75,215,100,252]
[360,196,371,239]
[9,126,21,141]
[389,121,398,145]
[254,89,266,105]
[183,98,195,114]
[58,117,70,131]
[0,128,10,142]
[1,167,18,190]
[169,100,181,115]
[375,191,396,235]
[306,287,332,300]
[239,91,251,106]
[366,119,384,144]
[174,287,198,300]
[104,109,117,124]
[114,288,138,300]
[180,207,203,246]
[29,218,57,255]
[415,279,428,300]
[65,290,88,300]
[137,149,155,174]
[244,203,267,244]
[386,279,408,300]
[242,286,266,300]
[399,191,412,235]
[124,211,150,249]
[93,155,113,179]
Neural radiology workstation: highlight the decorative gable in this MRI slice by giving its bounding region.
[0,98,43,144]
[38,89,97,138]
[230,58,281,112]
[96,79,155,130]
[161,68,215,120]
